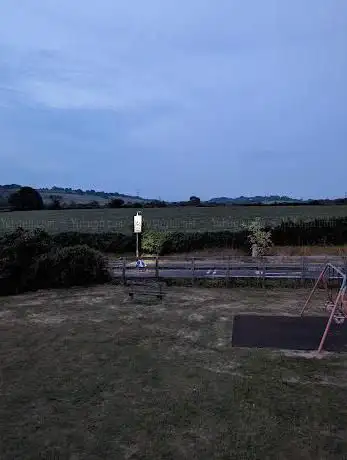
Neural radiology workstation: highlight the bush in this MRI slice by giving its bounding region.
[140,229,249,255]
[141,230,170,255]
[0,228,54,294]
[140,218,347,255]
[52,232,134,253]
[0,228,111,295]
[32,245,111,289]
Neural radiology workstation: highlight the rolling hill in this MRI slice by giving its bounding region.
[0,185,149,205]
[208,195,303,204]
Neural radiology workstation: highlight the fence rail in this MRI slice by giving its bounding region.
[108,255,347,283]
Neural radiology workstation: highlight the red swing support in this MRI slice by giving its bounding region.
[301,263,347,353]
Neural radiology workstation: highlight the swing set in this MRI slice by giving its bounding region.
[301,263,347,353]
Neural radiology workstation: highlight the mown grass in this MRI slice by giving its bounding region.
[1,285,347,459]
[1,205,347,235]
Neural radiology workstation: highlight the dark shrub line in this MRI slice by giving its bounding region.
[0,228,110,296]
[3,217,344,257]
[0,217,346,295]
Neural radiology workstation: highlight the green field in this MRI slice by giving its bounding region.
[1,205,347,235]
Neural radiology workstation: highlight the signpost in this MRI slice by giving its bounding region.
[134,211,142,258]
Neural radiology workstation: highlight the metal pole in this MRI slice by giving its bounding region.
[136,233,139,258]
[318,287,345,353]
[301,256,305,287]
[300,266,326,316]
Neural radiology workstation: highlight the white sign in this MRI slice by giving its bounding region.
[134,212,142,233]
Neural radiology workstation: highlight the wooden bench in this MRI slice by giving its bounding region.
[127,280,165,300]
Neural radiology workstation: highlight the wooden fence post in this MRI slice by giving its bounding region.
[192,257,195,286]
[256,257,261,288]
[155,256,159,280]
[226,256,230,288]
[261,256,265,288]
[122,257,126,285]
[301,256,306,287]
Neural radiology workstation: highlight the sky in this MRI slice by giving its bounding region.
[0,1,346,201]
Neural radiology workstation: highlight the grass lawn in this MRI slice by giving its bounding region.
[1,285,347,459]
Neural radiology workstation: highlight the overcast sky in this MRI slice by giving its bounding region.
[0,0,346,200]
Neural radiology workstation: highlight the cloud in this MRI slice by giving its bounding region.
[0,0,346,199]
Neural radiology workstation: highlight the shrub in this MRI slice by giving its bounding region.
[141,230,249,255]
[141,230,170,255]
[32,245,111,289]
[246,218,273,256]
[52,232,134,253]
[0,228,111,295]
[0,228,54,294]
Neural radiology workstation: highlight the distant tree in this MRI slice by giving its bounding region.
[0,196,9,207]
[8,187,44,211]
[189,196,201,205]
[108,198,124,208]
[132,201,143,208]
[99,192,109,199]
[87,200,101,208]
[48,195,63,210]
[0,196,10,212]
[0,184,21,190]
[143,200,167,208]
[67,200,78,209]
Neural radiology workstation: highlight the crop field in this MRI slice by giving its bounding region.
[0,205,347,235]
[2,285,347,459]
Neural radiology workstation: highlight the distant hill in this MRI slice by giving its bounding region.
[1,186,345,207]
[208,195,304,204]
[0,185,150,205]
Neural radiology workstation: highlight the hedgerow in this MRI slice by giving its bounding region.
[0,228,110,295]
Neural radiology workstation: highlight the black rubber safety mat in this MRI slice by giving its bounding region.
[232,314,347,352]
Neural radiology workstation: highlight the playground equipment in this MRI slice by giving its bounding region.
[301,263,347,353]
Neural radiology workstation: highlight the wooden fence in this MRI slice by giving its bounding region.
[108,255,347,286]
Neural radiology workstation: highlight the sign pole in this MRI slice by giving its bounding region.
[134,211,142,259]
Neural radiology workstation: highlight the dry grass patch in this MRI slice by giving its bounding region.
[1,285,347,459]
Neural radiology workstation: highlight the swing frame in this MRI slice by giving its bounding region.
[301,263,347,353]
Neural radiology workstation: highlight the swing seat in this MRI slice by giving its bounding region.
[325,300,335,312]
[333,314,345,325]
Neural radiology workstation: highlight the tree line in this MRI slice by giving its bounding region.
[1,186,347,211]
